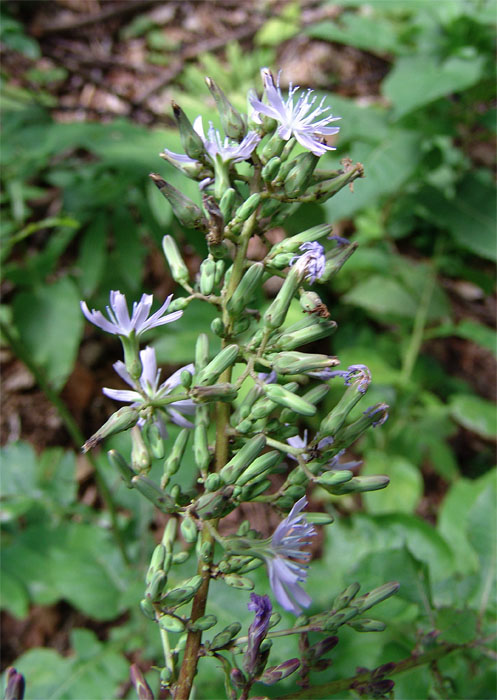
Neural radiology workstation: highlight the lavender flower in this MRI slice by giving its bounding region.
[290,242,326,283]
[244,593,272,675]
[364,403,389,427]
[103,346,195,435]
[249,68,341,156]
[264,497,316,615]
[80,291,182,338]
[287,432,361,471]
[326,364,372,394]
[163,116,260,167]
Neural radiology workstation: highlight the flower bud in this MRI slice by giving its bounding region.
[195,333,210,372]
[219,435,267,484]
[315,470,354,489]
[284,152,319,197]
[268,224,332,259]
[235,451,281,486]
[189,614,218,632]
[162,428,189,482]
[227,263,264,316]
[263,266,301,329]
[268,351,339,375]
[209,622,242,650]
[199,257,217,295]
[172,551,189,565]
[333,403,389,449]
[206,77,246,140]
[132,475,178,513]
[274,319,337,351]
[219,187,237,221]
[82,407,139,452]
[146,569,168,602]
[162,235,190,286]
[319,384,367,438]
[145,544,166,585]
[348,618,386,632]
[158,613,186,633]
[306,162,364,203]
[329,475,390,495]
[195,486,237,519]
[172,101,205,159]
[351,582,400,613]
[108,449,135,487]
[140,597,156,620]
[259,197,282,219]
[4,668,25,700]
[319,241,358,282]
[230,668,246,689]
[131,425,152,472]
[196,344,239,385]
[167,296,190,313]
[205,473,222,491]
[191,383,238,403]
[261,131,286,161]
[231,193,261,229]
[130,664,153,700]
[151,174,206,230]
[162,575,203,606]
[240,478,272,501]
[193,423,210,471]
[264,383,317,416]
[223,574,255,590]
[142,422,165,460]
[180,516,198,544]
[260,658,300,685]
[261,156,281,182]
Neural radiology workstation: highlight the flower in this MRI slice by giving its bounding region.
[80,291,182,338]
[290,241,326,283]
[163,116,260,167]
[103,346,196,436]
[287,432,361,471]
[326,364,372,394]
[249,68,341,156]
[244,593,272,675]
[264,497,316,615]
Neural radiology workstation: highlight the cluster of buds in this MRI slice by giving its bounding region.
[80,68,395,698]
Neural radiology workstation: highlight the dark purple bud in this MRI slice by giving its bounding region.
[5,668,25,700]
[260,658,300,685]
[308,635,339,662]
[130,664,154,700]
[373,662,397,678]
[230,668,246,689]
[313,658,334,671]
[243,594,272,675]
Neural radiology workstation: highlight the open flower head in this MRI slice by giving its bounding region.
[250,68,340,156]
[290,241,326,283]
[265,497,316,615]
[163,116,260,167]
[80,291,182,338]
[103,346,195,436]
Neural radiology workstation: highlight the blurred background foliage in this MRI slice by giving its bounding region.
[1,1,495,698]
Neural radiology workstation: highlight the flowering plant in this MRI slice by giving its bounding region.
[81,68,399,700]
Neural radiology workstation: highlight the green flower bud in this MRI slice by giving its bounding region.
[162,575,203,606]
[146,569,168,602]
[227,262,264,316]
[219,434,266,484]
[267,252,294,269]
[211,317,225,337]
[195,333,210,372]
[315,470,354,488]
[171,101,205,159]
[209,622,242,651]
[193,423,210,471]
[323,607,360,630]
[307,163,364,203]
[132,475,178,513]
[158,614,186,633]
[319,241,358,282]
[159,667,173,687]
[287,467,307,486]
[131,425,151,472]
[329,475,390,495]
[199,257,217,295]
[235,450,281,486]
[167,296,190,313]
[259,197,282,219]
[301,384,330,406]
[261,131,286,161]
[191,383,238,403]
[305,512,335,525]
[146,544,166,585]
[232,193,261,226]
[223,574,255,590]
[206,77,246,140]
[348,618,387,632]
[195,344,239,385]
[142,422,165,460]
[274,319,337,351]
[268,351,339,375]
[235,418,253,434]
[140,597,156,620]
[232,316,251,336]
[264,383,317,416]
[263,266,301,329]
[151,175,206,230]
[198,540,213,562]
[284,152,319,197]
[351,582,400,613]
[219,187,237,222]
[332,403,389,450]
[205,473,221,491]
[214,259,226,283]
[82,407,139,452]
[332,582,361,611]
[162,428,189,483]
[172,551,190,565]
[107,449,135,487]
[180,516,198,544]
[261,156,281,182]
[162,235,190,286]
[189,614,217,632]
[268,224,332,258]
[195,486,237,520]
[239,478,272,501]
[319,384,367,437]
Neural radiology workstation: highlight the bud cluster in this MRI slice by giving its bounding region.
[80,68,395,698]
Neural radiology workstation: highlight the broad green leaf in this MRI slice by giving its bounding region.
[306,14,403,55]
[426,320,497,359]
[383,54,485,119]
[0,569,29,618]
[255,2,300,45]
[435,606,478,644]
[77,212,108,297]
[344,275,417,319]
[13,277,84,391]
[362,453,423,514]
[449,394,497,440]
[467,484,497,609]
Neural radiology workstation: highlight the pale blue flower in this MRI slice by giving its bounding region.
[264,497,316,615]
[249,68,340,156]
[103,346,195,434]
[290,241,326,283]
[80,291,182,338]
[326,364,371,394]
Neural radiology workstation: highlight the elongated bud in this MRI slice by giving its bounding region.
[82,407,139,452]
[196,344,239,385]
[348,618,386,632]
[189,614,217,632]
[263,266,301,329]
[206,77,246,139]
[158,614,185,633]
[4,668,25,700]
[193,423,210,470]
[307,162,364,203]
[209,622,242,651]
[261,658,300,685]
[130,664,153,700]
[172,101,205,159]
[131,475,178,513]
[146,569,168,601]
[108,449,135,486]
[259,197,282,219]
[315,470,354,488]
[199,257,217,295]
[261,130,287,161]
[167,296,190,313]
[162,428,189,482]
[351,582,400,613]
[319,384,368,437]
[162,575,203,606]
[219,186,237,221]
[319,241,358,282]
[142,422,165,460]
[268,224,332,259]
[230,668,246,690]
[240,478,272,501]
[227,263,264,316]
[274,319,337,351]
[162,234,190,286]
[301,383,330,405]
[332,403,389,449]
[146,544,166,584]
[180,516,198,543]
[329,475,390,495]
[262,156,281,182]
[264,383,317,416]
[151,174,206,230]
[195,333,209,371]
[131,425,151,472]
[205,473,221,491]
[230,194,261,234]
[268,352,339,375]
[195,486,237,519]
[162,517,178,551]
[331,583,361,612]
[223,573,255,590]
[284,152,319,197]
[191,383,238,402]
[219,434,267,484]
[235,450,281,486]
[140,597,156,620]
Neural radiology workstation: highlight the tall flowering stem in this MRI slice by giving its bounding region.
[80,68,398,700]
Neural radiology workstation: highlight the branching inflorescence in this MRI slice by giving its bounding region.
[81,68,398,700]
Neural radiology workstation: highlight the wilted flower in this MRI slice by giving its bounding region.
[290,241,326,283]
[103,346,195,435]
[81,291,182,338]
[327,364,372,394]
[264,497,316,615]
[364,403,389,427]
[244,593,272,675]
[287,431,361,471]
[163,116,260,167]
[249,68,341,156]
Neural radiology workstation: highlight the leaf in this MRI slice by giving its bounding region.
[449,394,497,440]
[383,54,485,119]
[362,453,423,515]
[306,14,403,55]
[426,320,497,359]
[0,569,29,618]
[13,278,84,391]
[435,607,478,644]
[344,275,418,319]
[467,484,497,609]
[77,212,108,297]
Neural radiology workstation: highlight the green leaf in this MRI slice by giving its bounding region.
[467,484,497,608]
[426,320,497,359]
[0,569,29,618]
[449,394,497,439]
[13,278,84,390]
[255,2,300,46]
[362,453,423,515]
[383,54,485,119]
[306,14,403,55]
[344,275,418,319]
[435,606,478,644]
[77,212,108,297]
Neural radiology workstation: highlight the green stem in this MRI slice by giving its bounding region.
[0,319,129,564]
[400,269,435,386]
[275,642,464,699]
[159,625,174,671]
